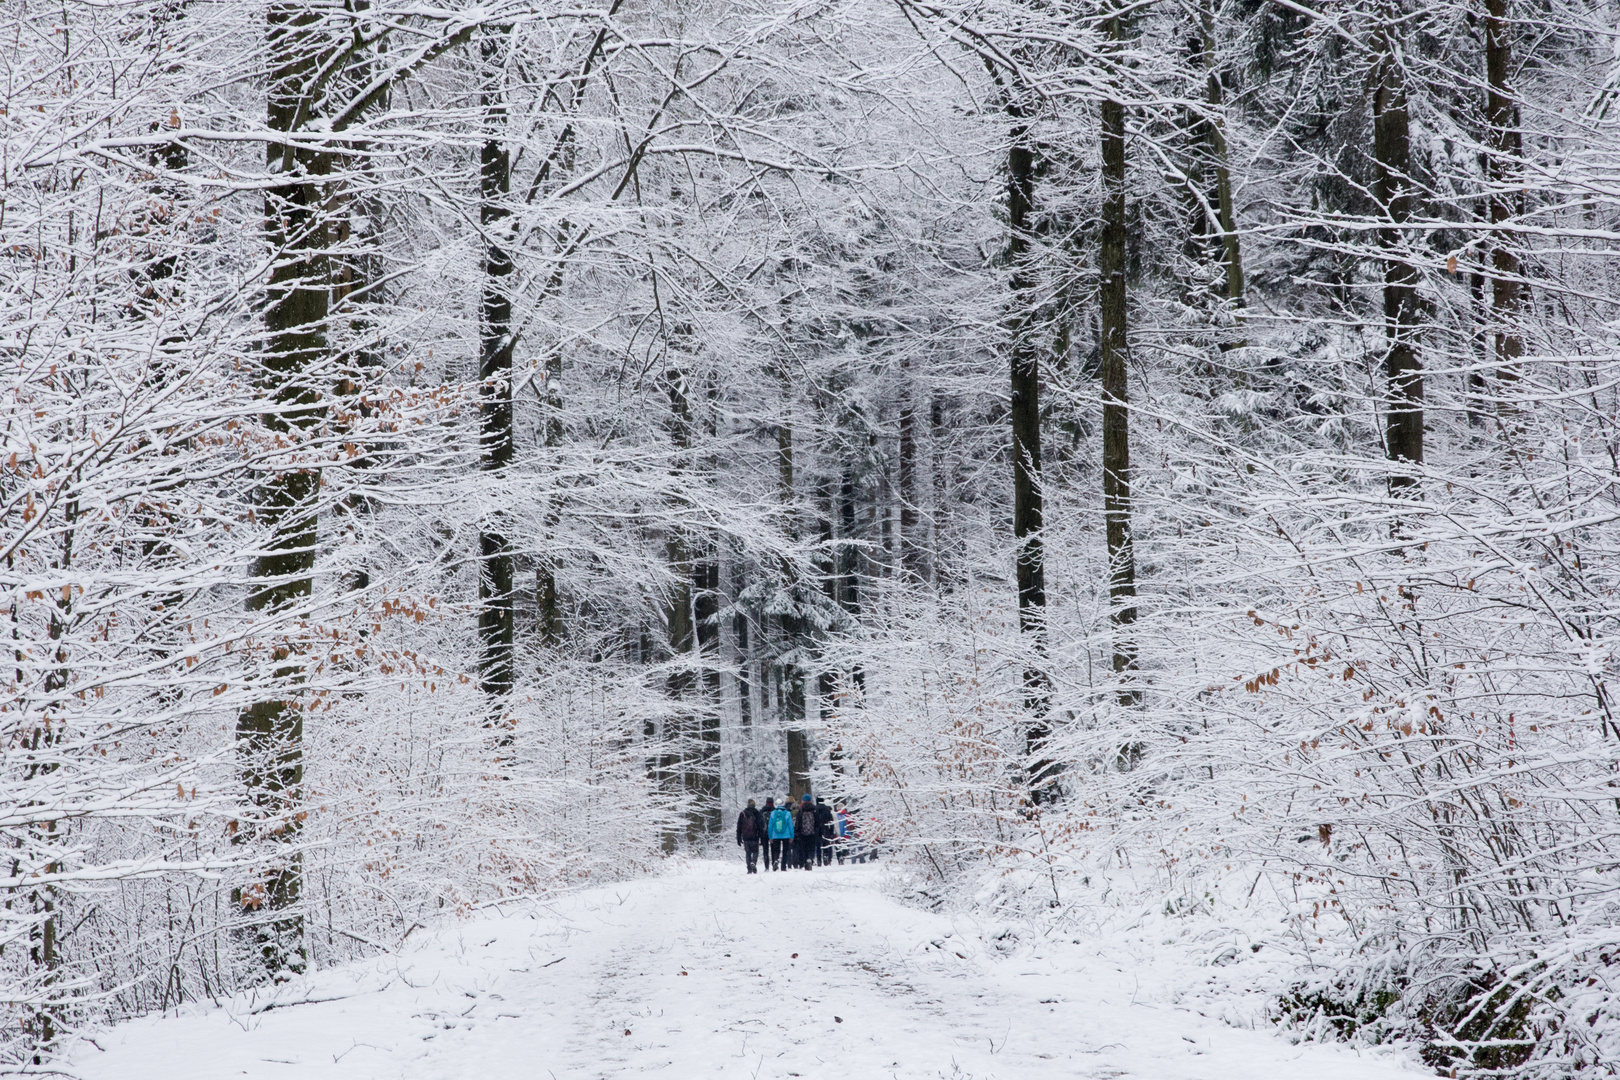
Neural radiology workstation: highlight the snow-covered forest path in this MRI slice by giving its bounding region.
[72,861,1422,1080]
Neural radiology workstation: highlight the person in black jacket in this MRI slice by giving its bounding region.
[758,798,777,870]
[813,797,836,866]
[736,799,766,874]
[794,794,820,871]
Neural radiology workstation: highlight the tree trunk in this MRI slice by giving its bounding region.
[786,684,811,801]
[838,470,861,619]
[898,359,927,583]
[664,530,694,851]
[636,619,676,852]
[775,385,813,802]
[1197,12,1246,344]
[237,0,333,978]
[1373,11,1423,497]
[834,469,865,712]
[690,552,722,840]
[330,22,385,602]
[26,523,72,1054]
[1100,12,1139,707]
[477,30,515,732]
[1484,0,1522,405]
[1003,94,1054,786]
[733,554,753,729]
[1007,122,1045,641]
[536,343,565,646]
[931,393,949,585]
[1468,270,1489,426]
[662,370,696,849]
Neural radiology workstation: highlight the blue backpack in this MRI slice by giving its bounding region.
[768,807,793,839]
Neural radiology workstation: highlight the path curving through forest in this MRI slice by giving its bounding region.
[73,860,1423,1079]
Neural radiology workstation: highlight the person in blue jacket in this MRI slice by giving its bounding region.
[766,798,795,871]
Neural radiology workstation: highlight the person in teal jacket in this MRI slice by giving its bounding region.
[766,800,794,871]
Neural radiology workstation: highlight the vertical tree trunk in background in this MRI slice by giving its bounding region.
[898,368,923,582]
[875,432,892,584]
[1372,10,1423,497]
[537,344,564,646]
[536,556,560,645]
[835,469,864,707]
[664,532,694,851]
[786,681,811,801]
[527,14,622,651]
[662,370,720,842]
[776,402,812,802]
[24,815,56,1059]
[477,30,516,733]
[1007,120,1045,638]
[27,522,71,1054]
[930,394,948,586]
[330,11,384,601]
[691,552,722,839]
[809,478,840,787]
[1196,12,1246,345]
[239,0,331,978]
[732,555,752,729]
[838,471,861,620]
[663,373,696,850]
[816,479,838,609]
[1484,0,1523,406]
[637,619,674,848]
[1468,270,1489,426]
[1100,11,1139,708]
[1003,95,1054,789]
[696,381,724,834]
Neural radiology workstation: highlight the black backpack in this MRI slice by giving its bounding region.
[797,806,818,837]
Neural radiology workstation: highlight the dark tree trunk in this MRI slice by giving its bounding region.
[898,365,923,581]
[662,538,693,853]
[477,31,515,730]
[537,343,565,645]
[1100,12,1139,707]
[733,556,752,728]
[838,471,861,618]
[1003,93,1054,786]
[690,553,722,840]
[834,469,865,709]
[237,0,334,978]
[930,393,949,585]
[786,686,811,801]
[1372,12,1423,496]
[775,388,812,803]
[330,22,384,602]
[537,561,560,645]
[26,515,73,1053]
[662,371,696,849]
[1484,0,1522,403]
[636,619,676,852]
[1196,12,1245,343]
[1007,125,1045,641]
[1468,270,1489,426]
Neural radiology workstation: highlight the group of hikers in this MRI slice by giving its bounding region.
[733,794,879,874]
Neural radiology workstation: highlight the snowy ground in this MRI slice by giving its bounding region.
[67,859,1426,1079]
